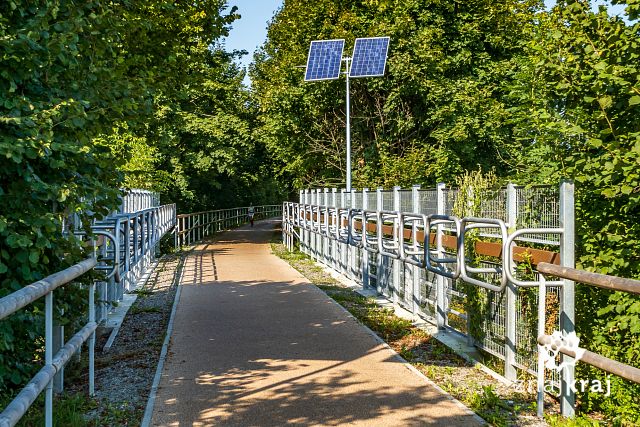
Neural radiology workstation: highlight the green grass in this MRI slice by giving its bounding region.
[0,392,142,427]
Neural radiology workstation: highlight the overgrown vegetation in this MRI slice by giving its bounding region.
[258,1,640,422]
[2,0,639,423]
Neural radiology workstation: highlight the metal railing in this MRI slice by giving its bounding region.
[175,205,282,247]
[282,181,580,417]
[119,188,160,214]
[534,262,640,417]
[0,200,176,427]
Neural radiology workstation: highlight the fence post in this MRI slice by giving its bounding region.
[436,182,447,330]
[376,187,383,294]
[362,188,369,289]
[350,189,358,280]
[313,189,319,260]
[340,189,348,276]
[505,183,518,381]
[299,190,305,254]
[412,185,420,318]
[331,188,337,266]
[323,188,329,265]
[560,180,576,418]
[392,186,401,306]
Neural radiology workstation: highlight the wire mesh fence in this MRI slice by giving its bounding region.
[293,183,571,394]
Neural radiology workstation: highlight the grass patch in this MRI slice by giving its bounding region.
[0,392,142,427]
[129,306,161,315]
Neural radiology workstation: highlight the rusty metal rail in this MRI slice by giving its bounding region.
[535,264,640,417]
[537,262,640,295]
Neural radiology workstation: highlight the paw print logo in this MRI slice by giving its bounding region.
[540,331,585,372]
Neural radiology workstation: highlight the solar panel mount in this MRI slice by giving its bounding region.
[349,36,390,78]
[304,39,345,82]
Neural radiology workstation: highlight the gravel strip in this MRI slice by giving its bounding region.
[70,252,184,424]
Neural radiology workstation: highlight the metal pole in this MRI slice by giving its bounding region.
[345,58,352,191]
[560,180,576,417]
[505,183,518,381]
[45,292,53,427]
[436,183,447,330]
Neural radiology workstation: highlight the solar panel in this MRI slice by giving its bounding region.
[304,39,345,81]
[349,37,390,78]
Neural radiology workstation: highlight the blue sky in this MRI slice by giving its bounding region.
[223,0,283,85]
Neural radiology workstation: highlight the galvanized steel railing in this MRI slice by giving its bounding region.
[282,182,581,417]
[0,195,176,427]
[175,205,282,247]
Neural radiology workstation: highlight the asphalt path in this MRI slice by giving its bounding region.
[150,219,483,426]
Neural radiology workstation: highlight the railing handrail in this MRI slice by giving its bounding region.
[0,257,97,322]
[536,263,640,387]
[537,335,640,384]
[537,262,640,295]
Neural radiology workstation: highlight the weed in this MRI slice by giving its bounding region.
[129,306,161,315]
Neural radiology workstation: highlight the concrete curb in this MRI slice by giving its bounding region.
[141,252,187,427]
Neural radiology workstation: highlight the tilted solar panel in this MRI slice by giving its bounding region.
[349,37,390,78]
[304,39,345,81]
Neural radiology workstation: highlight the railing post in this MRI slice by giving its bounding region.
[301,190,308,255]
[350,188,357,280]
[412,184,420,318]
[505,183,518,381]
[331,188,337,266]
[323,188,329,265]
[392,186,400,306]
[45,291,53,427]
[376,187,383,294]
[560,180,576,417]
[436,182,447,330]
[362,187,369,289]
[311,189,318,260]
[340,188,348,276]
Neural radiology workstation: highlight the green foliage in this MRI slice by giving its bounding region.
[251,0,542,188]
[507,1,640,421]
[0,0,250,395]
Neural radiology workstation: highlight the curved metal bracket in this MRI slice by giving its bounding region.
[399,212,427,267]
[362,210,379,253]
[377,210,401,260]
[336,208,350,244]
[348,209,364,247]
[505,228,565,287]
[91,230,121,283]
[459,217,508,292]
[424,214,461,279]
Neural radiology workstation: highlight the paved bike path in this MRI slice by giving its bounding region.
[150,219,482,426]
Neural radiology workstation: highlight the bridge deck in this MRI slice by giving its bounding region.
[150,220,482,426]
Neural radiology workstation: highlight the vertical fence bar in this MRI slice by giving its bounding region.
[436,182,447,330]
[376,187,383,294]
[362,188,369,288]
[350,189,357,279]
[340,189,347,276]
[560,180,576,417]
[89,279,95,396]
[505,183,518,381]
[392,186,400,306]
[45,291,53,427]
[331,188,337,266]
[412,184,420,318]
